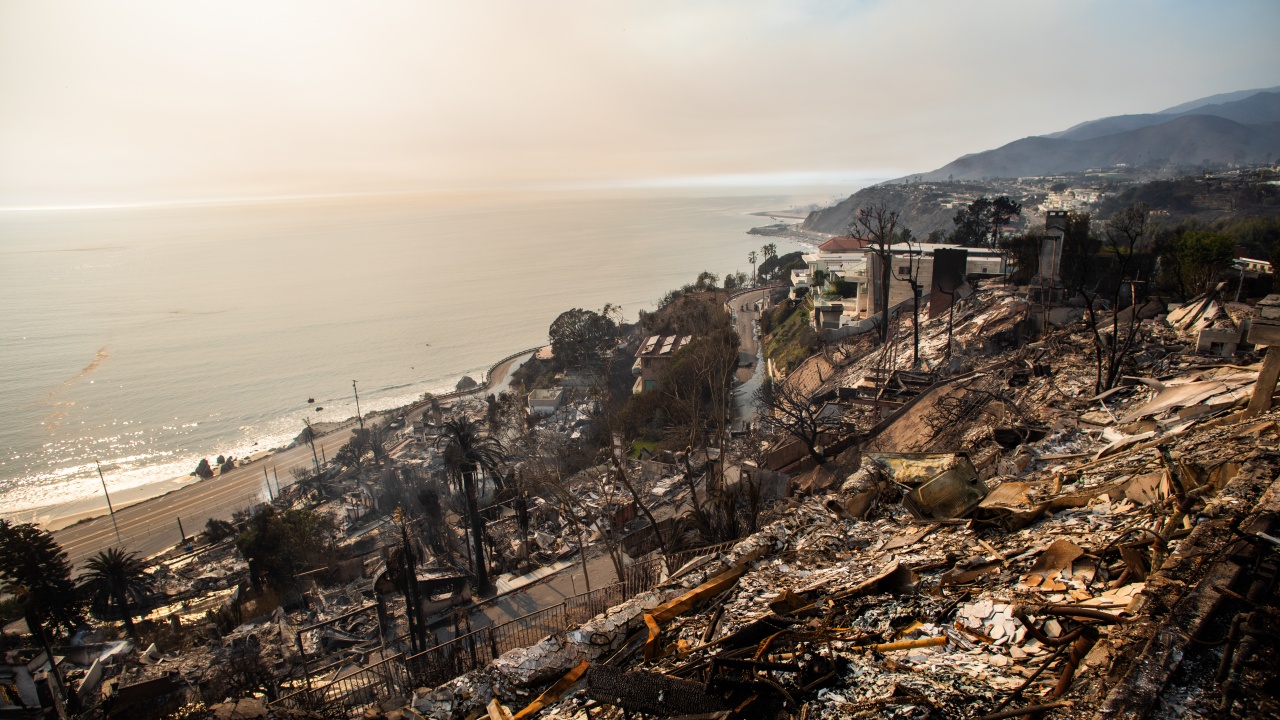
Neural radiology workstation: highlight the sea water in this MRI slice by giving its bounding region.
[0,185,854,522]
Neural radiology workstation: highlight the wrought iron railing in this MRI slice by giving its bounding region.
[271,546,719,714]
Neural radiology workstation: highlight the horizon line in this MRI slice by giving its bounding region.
[0,170,898,213]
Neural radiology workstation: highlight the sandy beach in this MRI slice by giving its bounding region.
[46,347,537,567]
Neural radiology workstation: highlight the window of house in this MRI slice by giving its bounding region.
[898,266,910,274]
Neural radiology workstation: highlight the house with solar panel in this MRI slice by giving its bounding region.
[631,334,693,393]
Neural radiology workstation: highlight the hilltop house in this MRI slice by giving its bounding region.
[632,334,693,393]
[799,237,1004,331]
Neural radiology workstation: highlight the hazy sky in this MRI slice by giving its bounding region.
[2,0,1278,206]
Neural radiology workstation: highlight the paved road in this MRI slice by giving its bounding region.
[52,351,534,570]
[729,287,771,422]
[730,287,769,360]
[53,421,359,569]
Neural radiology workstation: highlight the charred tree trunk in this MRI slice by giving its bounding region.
[462,465,490,595]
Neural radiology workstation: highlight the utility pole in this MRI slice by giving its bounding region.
[353,380,365,432]
[304,417,320,471]
[95,461,122,545]
[264,466,274,502]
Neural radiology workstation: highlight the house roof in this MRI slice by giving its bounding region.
[818,236,870,253]
[636,334,693,358]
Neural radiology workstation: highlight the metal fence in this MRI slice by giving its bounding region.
[402,556,665,691]
[663,540,738,575]
[270,547,710,715]
[408,625,504,691]
[492,604,568,654]
[274,652,411,716]
[620,517,680,558]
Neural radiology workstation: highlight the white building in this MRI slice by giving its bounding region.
[528,388,565,416]
[800,236,1004,330]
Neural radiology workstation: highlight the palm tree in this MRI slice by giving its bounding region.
[0,520,81,702]
[301,418,321,472]
[82,547,155,643]
[435,416,505,594]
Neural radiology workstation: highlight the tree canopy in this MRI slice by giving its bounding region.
[0,520,82,636]
[81,547,154,641]
[548,307,618,368]
[1152,222,1238,299]
[235,506,338,592]
[758,251,805,283]
[951,196,1022,247]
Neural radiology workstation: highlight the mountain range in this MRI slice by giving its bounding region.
[914,86,1280,181]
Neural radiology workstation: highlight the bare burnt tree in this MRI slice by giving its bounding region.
[754,377,829,465]
[288,465,317,499]
[523,431,628,587]
[687,471,764,545]
[661,332,738,510]
[849,204,901,344]
[890,235,924,365]
[923,375,1029,443]
[1067,204,1151,393]
[301,417,321,471]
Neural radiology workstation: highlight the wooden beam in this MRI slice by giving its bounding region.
[1245,345,1280,418]
[511,660,590,720]
[488,698,514,720]
[1246,320,1280,346]
[651,563,751,624]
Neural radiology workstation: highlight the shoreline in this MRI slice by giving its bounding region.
[32,346,539,533]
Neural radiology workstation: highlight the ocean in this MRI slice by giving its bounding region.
[0,185,855,524]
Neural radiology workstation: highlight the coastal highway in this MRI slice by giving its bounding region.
[52,422,358,569]
[50,349,535,570]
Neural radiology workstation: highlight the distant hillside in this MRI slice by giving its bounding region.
[921,115,1280,182]
[801,182,1033,237]
[1092,174,1280,221]
[1048,90,1280,141]
[803,87,1280,237]
[1158,85,1280,114]
[914,89,1280,181]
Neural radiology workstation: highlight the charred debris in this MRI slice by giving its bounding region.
[402,276,1280,720]
[15,257,1280,720]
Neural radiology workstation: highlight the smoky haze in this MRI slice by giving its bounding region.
[2,0,1278,207]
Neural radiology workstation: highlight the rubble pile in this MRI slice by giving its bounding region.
[481,413,1277,719]
[389,282,1280,720]
[12,281,1276,720]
